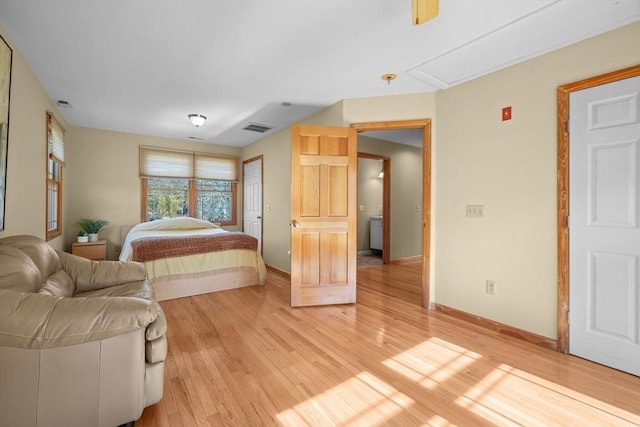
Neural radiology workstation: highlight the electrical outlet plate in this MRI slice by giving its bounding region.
[486,280,496,295]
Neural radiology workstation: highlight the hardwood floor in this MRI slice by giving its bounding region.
[136,265,640,426]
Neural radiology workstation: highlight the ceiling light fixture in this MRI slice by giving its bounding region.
[381,73,397,85]
[188,114,207,127]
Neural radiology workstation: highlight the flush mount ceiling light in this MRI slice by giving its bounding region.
[381,73,397,85]
[188,114,207,127]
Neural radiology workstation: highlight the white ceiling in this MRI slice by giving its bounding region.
[1,0,638,148]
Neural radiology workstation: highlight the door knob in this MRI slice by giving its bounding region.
[257,216,262,219]
[291,219,300,228]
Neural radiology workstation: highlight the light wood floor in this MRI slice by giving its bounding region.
[136,264,640,426]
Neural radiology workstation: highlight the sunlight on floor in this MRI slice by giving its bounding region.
[382,337,481,390]
[276,371,414,426]
[453,363,640,426]
[277,337,639,426]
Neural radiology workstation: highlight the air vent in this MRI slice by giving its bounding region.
[188,136,204,141]
[56,99,72,108]
[242,123,273,133]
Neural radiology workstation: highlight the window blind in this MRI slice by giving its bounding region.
[195,153,238,181]
[47,113,65,165]
[139,146,238,181]
[139,147,193,178]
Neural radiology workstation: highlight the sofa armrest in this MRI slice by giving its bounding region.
[0,289,158,349]
[57,251,147,293]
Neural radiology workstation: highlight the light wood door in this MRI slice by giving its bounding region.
[569,75,640,375]
[290,124,357,307]
[243,157,263,252]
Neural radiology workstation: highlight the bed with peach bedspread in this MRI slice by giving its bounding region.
[120,218,266,301]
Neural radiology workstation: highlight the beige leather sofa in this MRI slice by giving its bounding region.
[0,235,167,427]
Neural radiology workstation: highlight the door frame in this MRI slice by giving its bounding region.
[357,152,391,264]
[242,155,264,254]
[351,119,432,309]
[556,64,640,353]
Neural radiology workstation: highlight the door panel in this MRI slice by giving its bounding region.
[291,124,357,307]
[569,75,640,375]
[243,158,262,252]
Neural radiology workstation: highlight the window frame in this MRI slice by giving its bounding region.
[139,146,239,226]
[46,113,64,241]
[140,177,237,226]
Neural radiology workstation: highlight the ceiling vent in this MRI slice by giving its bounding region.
[242,123,273,133]
[188,136,204,141]
[55,99,72,108]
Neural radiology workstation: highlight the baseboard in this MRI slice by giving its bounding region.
[357,250,374,256]
[432,303,558,351]
[390,255,422,265]
[265,264,291,278]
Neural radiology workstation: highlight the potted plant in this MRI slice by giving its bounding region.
[77,230,88,243]
[78,218,108,242]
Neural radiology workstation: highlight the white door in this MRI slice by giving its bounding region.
[243,158,262,252]
[569,75,640,375]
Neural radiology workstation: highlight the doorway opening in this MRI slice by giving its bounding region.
[351,119,432,309]
[357,152,390,266]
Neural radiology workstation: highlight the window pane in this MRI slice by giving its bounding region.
[196,179,232,222]
[146,177,189,220]
[47,180,58,231]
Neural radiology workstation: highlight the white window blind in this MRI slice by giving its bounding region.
[139,146,238,181]
[195,153,238,181]
[47,113,65,165]
[139,147,193,178]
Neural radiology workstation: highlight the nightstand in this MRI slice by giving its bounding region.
[72,240,107,260]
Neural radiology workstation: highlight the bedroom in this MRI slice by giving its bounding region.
[0,2,639,426]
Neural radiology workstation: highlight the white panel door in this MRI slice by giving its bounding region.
[569,75,640,375]
[243,158,262,252]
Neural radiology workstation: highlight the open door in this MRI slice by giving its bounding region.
[290,124,357,307]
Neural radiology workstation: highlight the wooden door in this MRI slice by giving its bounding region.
[569,75,640,375]
[291,124,357,307]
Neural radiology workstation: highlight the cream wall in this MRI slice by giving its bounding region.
[65,126,241,259]
[0,26,68,250]
[434,22,640,338]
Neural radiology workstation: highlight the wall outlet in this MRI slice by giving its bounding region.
[486,280,496,295]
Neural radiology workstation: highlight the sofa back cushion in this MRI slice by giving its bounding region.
[39,270,75,297]
[0,246,41,293]
[0,235,63,294]
[0,235,61,277]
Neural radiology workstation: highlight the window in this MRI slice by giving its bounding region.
[46,113,64,240]
[139,147,238,225]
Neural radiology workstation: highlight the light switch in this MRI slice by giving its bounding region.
[466,205,484,218]
[359,204,364,212]
[266,204,271,212]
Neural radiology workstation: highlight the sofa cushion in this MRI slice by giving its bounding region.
[39,270,75,297]
[0,246,41,293]
[75,281,168,341]
[0,235,61,284]
[74,280,154,299]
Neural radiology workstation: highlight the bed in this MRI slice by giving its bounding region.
[119,217,266,301]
